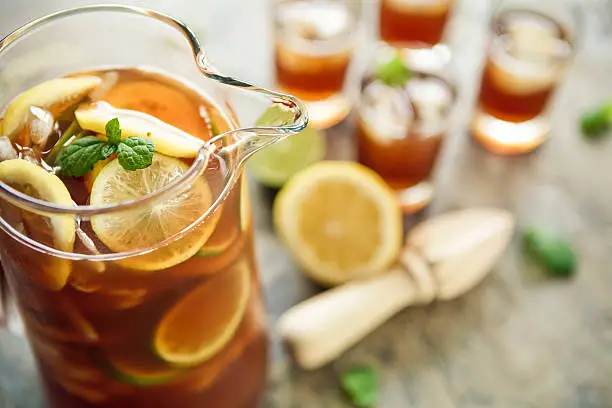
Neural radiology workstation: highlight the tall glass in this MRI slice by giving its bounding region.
[357,45,457,213]
[0,5,306,408]
[471,0,578,155]
[273,0,361,129]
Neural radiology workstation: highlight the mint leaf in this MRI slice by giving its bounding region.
[341,366,378,408]
[101,143,117,159]
[523,226,577,277]
[117,137,155,171]
[580,103,612,138]
[376,54,411,87]
[105,117,122,145]
[57,136,110,177]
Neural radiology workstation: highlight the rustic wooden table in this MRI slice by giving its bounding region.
[0,0,611,407]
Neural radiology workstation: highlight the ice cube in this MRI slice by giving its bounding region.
[20,147,40,165]
[506,19,568,61]
[280,2,352,41]
[359,81,413,142]
[406,76,453,135]
[0,136,17,161]
[26,106,54,148]
[89,71,119,102]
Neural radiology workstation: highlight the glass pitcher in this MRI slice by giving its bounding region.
[0,5,307,408]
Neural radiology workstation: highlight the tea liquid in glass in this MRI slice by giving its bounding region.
[472,9,573,154]
[379,0,454,46]
[357,69,454,212]
[274,0,356,128]
[0,68,267,408]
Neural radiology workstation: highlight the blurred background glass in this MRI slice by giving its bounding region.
[471,0,579,155]
[272,0,362,129]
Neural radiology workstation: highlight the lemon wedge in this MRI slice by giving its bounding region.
[154,259,250,366]
[75,102,205,158]
[0,159,75,290]
[1,76,101,137]
[89,154,219,271]
[274,161,402,286]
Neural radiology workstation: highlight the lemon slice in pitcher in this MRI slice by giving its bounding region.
[1,76,102,137]
[76,102,204,158]
[154,260,251,366]
[90,154,219,271]
[0,159,75,290]
[273,161,402,286]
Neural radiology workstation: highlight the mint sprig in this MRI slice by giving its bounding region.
[580,103,612,138]
[523,225,577,278]
[376,54,411,87]
[117,137,154,171]
[57,118,155,177]
[340,366,379,408]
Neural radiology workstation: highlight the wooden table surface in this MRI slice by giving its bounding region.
[0,0,611,407]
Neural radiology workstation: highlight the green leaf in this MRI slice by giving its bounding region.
[117,137,155,171]
[105,117,122,145]
[523,226,577,277]
[340,366,379,408]
[376,54,411,87]
[57,136,110,177]
[101,143,117,159]
[580,103,612,138]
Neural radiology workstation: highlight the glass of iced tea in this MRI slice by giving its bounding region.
[379,0,455,47]
[273,0,361,129]
[357,46,457,213]
[0,5,307,408]
[471,0,578,155]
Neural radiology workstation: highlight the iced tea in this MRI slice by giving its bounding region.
[0,68,267,408]
[472,8,575,154]
[379,0,454,46]
[274,0,357,128]
[357,62,455,212]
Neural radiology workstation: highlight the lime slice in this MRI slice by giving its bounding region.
[274,161,402,286]
[89,154,220,271]
[103,348,183,387]
[247,105,324,188]
[0,159,76,290]
[247,125,325,188]
[195,179,250,258]
[75,102,205,158]
[154,260,250,366]
[1,76,101,137]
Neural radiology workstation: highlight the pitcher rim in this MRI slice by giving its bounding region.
[0,4,308,218]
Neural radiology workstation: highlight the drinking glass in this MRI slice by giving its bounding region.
[357,45,457,213]
[273,0,362,129]
[471,0,579,155]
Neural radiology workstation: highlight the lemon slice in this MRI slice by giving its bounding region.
[90,154,218,271]
[154,259,251,366]
[103,348,184,387]
[0,159,75,290]
[83,155,114,192]
[274,161,402,286]
[195,178,251,258]
[1,76,101,137]
[75,102,205,158]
